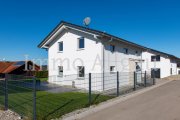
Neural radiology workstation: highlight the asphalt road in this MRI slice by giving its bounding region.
[81,80,180,120]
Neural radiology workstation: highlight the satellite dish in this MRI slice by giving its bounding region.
[83,17,91,27]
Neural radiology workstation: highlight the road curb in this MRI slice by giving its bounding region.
[62,80,172,120]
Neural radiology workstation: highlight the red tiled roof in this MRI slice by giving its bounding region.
[0,62,16,73]
[0,61,40,74]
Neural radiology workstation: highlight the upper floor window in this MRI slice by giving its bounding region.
[151,55,160,62]
[123,48,128,54]
[58,42,63,52]
[109,45,115,52]
[78,37,84,49]
[135,51,138,56]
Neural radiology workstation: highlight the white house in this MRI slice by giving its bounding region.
[142,49,179,78]
[38,21,179,91]
[38,21,147,91]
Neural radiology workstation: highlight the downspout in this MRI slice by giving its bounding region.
[102,37,113,91]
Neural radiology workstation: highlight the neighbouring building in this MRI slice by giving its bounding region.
[177,63,180,75]
[0,61,40,78]
[142,49,179,78]
[38,21,179,90]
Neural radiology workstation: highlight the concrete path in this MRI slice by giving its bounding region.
[80,80,180,120]
[37,82,78,93]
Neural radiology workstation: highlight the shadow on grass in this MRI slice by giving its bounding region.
[91,94,101,104]
[42,99,74,120]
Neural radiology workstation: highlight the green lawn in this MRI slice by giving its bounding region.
[0,82,113,120]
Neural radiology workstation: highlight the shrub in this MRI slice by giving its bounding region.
[35,71,48,78]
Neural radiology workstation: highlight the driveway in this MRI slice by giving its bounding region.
[80,80,180,120]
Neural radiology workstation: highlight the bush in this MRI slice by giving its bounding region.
[35,71,48,78]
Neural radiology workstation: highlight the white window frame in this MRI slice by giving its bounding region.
[123,48,128,54]
[135,50,138,56]
[77,66,85,78]
[58,66,63,77]
[58,41,63,52]
[110,66,116,73]
[109,44,115,53]
[77,37,85,50]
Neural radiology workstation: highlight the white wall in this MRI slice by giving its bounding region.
[177,68,180,75]
[170,60,177,75]
[103,41,142,73]
[47,28,144,91]
[103,41,143,90]
[142,51,177,78]
[48,29,103,91]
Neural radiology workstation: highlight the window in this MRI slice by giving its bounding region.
[109,45,115,52]
[78,37,84,49]
[170,68,172,75]
[123,48,128,54]
[135,51,138,56]
[58,66,63,77]
[78,66,85,78]
[110,66,116,73]
[58,42,63,52]
[151,55,160,62]
[136,62,141,72]
[28,64,33,70]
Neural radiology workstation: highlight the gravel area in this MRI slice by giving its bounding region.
[0,110,21,120]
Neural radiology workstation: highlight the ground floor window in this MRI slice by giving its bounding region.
[170,68,172,75]
[58,66,63,77]
[151,68,161,78]
[110,66,116,73]
[78,66,85,78]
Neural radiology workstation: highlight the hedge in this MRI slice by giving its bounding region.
[35,71,48,78]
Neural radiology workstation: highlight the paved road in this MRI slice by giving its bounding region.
[81,80,180,120]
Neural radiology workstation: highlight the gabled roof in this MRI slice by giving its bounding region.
[147,48,180,60]
[38,21,148,50]
[0,62,16,73]
[0,61,40,74]
[38,21,179,61]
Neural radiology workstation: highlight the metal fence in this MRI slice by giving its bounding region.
[0,71,155,120]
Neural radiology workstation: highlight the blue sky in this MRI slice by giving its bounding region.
[0,0,180,61]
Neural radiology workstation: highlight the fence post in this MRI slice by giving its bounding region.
[144,71,147,87]
[89,73,92,105]
[133,72,136,91]
[33,77,36,120]
[4,74,8,111]
[117,71,119,96]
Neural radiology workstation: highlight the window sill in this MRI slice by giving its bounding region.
[77,48,85,51]
[110,71,116,74]
[57,75,63,78]
[58,51,63,53]
[77,77,85,80]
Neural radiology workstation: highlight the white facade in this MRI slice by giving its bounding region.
[142,51,178,78]
[177,67,180,75]
[43,26,143,91]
